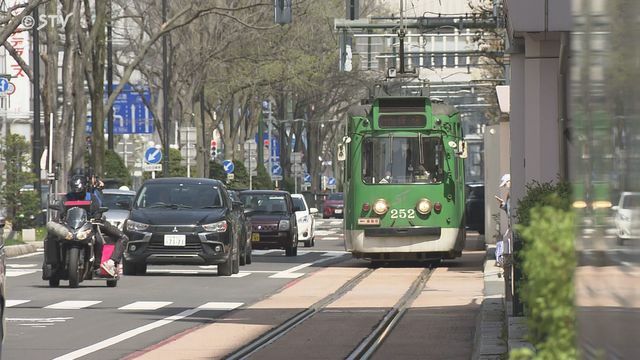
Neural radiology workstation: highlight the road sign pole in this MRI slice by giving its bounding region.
[294,172,297,194]
[152,171,156,179]
[186,129,190,178]
[249,152,252,190]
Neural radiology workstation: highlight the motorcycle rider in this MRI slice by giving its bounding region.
[59,172,127,277]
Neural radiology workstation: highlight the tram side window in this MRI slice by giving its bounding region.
[361,136,444,184]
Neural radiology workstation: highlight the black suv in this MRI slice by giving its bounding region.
[123,178,243,276]
[239,190,298,256]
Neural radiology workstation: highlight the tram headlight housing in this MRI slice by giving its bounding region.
[372,199,389,215]
[416,198,432,215]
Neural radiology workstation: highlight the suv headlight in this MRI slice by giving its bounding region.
[126,220,149,232]
[298,215,309,224]
[278,220,290,231]
[202,220,228,232]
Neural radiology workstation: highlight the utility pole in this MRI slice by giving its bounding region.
[107,0,114,150]
[33,4,41,195]
[162,0,170,176]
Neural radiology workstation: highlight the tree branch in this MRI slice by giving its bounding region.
[3,40,32,81]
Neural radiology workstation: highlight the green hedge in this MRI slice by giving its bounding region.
[512,180,576,359]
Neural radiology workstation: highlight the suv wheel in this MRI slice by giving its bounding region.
[285,235,298,257]
[218,246,234,276]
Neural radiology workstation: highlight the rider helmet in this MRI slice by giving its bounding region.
[68,174,88,194]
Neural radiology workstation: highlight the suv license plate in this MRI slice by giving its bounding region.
[164,234,186,246]
[251,232,260,242]
[334,209,343,214]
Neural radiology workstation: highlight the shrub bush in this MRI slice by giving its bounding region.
[516,206,576,359]
[512,179,576,359]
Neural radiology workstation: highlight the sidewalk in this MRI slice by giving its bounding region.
[472,245,533,359]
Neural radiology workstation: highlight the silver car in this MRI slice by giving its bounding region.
[102,188,136,230]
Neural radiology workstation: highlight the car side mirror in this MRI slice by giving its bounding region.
[309,207,318,214]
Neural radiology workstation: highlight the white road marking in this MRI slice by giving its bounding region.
[52,302,243,360]
[269,263,314,279]
[146,269,217,275]
[251,250,281,255]
[45,301,102,310]
[7,263,38,268]
[9,252,43,259]
[314,230,336,236]
[322,237,342,240]
[118,302,172,311]
[6,299,31,307]
[228,272,251,278]
[7,269,40,277]
[7,317,73,328]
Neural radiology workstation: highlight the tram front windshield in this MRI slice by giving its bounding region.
[361,135,444,184]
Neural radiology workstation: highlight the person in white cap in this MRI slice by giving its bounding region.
[496,173,511,216]
[494,173,511,267]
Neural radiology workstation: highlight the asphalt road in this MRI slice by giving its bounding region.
[3,218,347,360]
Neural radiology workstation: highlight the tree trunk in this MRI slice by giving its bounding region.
[71,0,86,172]
[60,0,75,178]
[43,0,59,183]
[90,0,107,176]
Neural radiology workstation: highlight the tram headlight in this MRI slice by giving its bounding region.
[372,199,389,215]
[572,201,588,209]
[416,198,432,215]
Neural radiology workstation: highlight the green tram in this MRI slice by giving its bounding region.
[341,96,467,262]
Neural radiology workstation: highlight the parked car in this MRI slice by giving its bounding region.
[101,188,136,230]
[323,192,344,219]
[291,194,317,247]
[123,178,242,276]
[228,190,252,265]
[239,190,298,256]
[465,183,485,234]
[613,191,640,245]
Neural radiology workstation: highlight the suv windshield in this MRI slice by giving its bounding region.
[135,183,223,209]
[102,193,134,210]
[292,197,306,211]
[241,194,289,214]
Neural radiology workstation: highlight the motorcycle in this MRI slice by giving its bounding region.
[43,203,119,288]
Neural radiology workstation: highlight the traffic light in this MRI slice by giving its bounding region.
[210,140,217,160]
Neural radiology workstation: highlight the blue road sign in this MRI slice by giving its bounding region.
[328,177,336,186]
[304,173,312,183]
[223,160,235,174]
[86,84,154,134]
[272,164,283,176]
[0,78,9,93]
[144,147,162,164]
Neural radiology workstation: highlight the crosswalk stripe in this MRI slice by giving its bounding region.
[6,300,31,307]
[198,302,244,310]
[118,301,172,311]
[45,301,102,310]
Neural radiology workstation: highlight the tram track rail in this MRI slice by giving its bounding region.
[346,268,433,360]
[225,268,376,360]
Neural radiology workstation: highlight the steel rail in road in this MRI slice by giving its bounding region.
[225,268,375,360]
[345,267,434,360]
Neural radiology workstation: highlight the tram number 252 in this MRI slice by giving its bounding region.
[390,209,416,219]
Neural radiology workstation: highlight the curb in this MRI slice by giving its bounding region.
[5,242,42,258]
[472,245,507,359]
